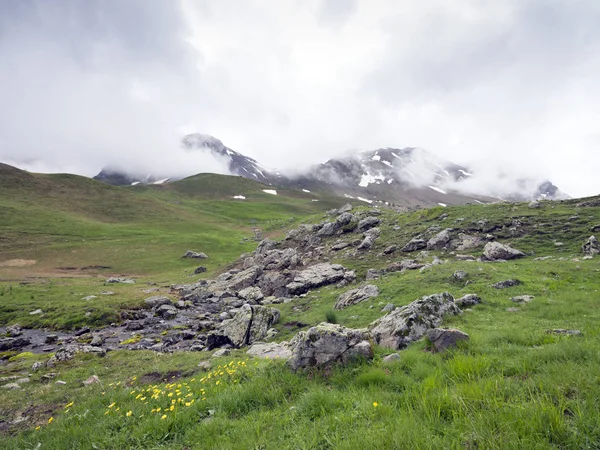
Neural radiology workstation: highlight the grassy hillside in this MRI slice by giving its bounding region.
[1,164,600,448]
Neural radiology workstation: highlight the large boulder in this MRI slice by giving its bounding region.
[402,238,427,253]
[582,236,599,256]
[286,263,349,296]
[208,265,263,295]
[369,293,461,350]
[483,242,525,261]
[145,296,172,309]
[287,323,372,371]
[357,216,380,232]
[335,285,379,309]
[238,286,264,302]
[427,229,451,250]
[221,304,280,347]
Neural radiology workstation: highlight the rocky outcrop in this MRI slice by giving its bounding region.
[369,293,461,350]
[357,227,380,250]
[208,266,263,295]
[493,279,521,289]
[483,242,525,261]
[0,336,31,351]
[357,216,380,232]
[427,229,451,250]
[454,294,481,307]
[582,236,599,256]
[286,263,352,295]
[287,323,372,371]
[145,296,172,309]
[426,328,469,352]
[335,285,379,309]
[402,238,427,253]
[220,304,280,347]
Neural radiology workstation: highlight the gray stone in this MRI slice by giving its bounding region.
[382,353,401,363]
[455,254,476,261]
[247,342,292,360]
[493,279,521,289]
[287,323,373,371]
[529,201,541,209]
[402,238,427,253]
[183,250,208,259]
[383,245,397,255]
[45,335,58,344]
[454,294,481,307]
[238,286,264,302]
[582,236,599,256]
[126,321,144,331]
[55,380,67,385]
[426,328,470,352]
[90,335,104,346]
[156,304,178,319]
[331,242,350,251]
[387,259,425,272]
[366,269,380,280]
[0,336,31,351]
[6,324,22,337]
[370,293,461,350]
[357,227,381,250]
[337,203,353,214]
[335,212,355,228]
[483,242,525,261]
[208,265,263,295]
[29,309,43,315]
[197,361,212,370]
[427,229,451,250]
[212,348,231,358]
[2,383,21,390]
[105,278,135,284]
[335,285,379,309]
[286,263,348,295]
[317,222,337,237]
[511,295,535,304]
[452,271,468,282]
[548,329,582,336]
[82,375,100,386]
[357,216,380,232]
[221,304,280,347]
[194,266,207,274]
[381,303,395,313]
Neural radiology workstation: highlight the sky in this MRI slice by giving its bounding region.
[0,0,599,197]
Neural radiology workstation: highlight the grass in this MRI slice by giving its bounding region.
[1,163,600,448]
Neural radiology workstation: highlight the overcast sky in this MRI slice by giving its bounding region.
[1,0,599,197]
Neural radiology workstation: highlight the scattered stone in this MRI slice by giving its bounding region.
[337,203,353,214]
[183,251,208,259]
[90,335,104,346]
[511,295,535,304]
[331,242,350,251]
[401,238,427,253]
[221,304,280,347]
[32,362,43,371]
[82,295,97,301]
[357,227,380,250]
[335,285,379,309]
[493,279,521,289]
[55,380,67,385]
[45,346,77,366]
[370,293,461,350]
[287,323,372,371]
[238,286,264,302]
[454,234,482,251]
[74,327,90,336]
[106,277,135,284]
[548,329,582,336]
[6,324,22,337]
[529,201,541,209]
[582,236,599,256]
[82,375,100,386]
[212,348,231,358]
[102,291,115,295]
[357,216,380,232]
[45,335,58,344]
[452,271,468,282]
[454,294,481,307]
[156,304,178,320]
[247,342,292,359]
[15,377,30,385]
[382,353,401,363]
[383,245,397,255]
[381,303,395,313]
[286,263,349,295]
[194,266,207,274]
[126,321,144,331]
[2,383,21,390]
[0,336,31,351]
[387,260,424,272]
[366,269,380,281]
[427,229,451,250]
[29,309,43,315]
[483,242,525,261]
[426,328,469,352]
[197,361,212,370]
[506,307,520,312]
[145,296,172,309]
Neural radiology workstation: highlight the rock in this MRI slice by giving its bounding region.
[366,269,380,281]
[426,328,469,352]
[31,362,43,371]
[381,303,395,313]
[337,203,353,214]
[287,323,373,371]
[335,212,355,229]
[238,286,264,302]
[387,260,425,272]
[529,201,541,209]
[105,278,135,284]
[90,335,104,346]
[82,295,97,301]
[45,346,77,366]
[454,294,481,307]
[335,285,379,309]
[183,250,208,259]
[383,245,397,255]
[452,271,468,282]
[197,361,212,370]
[506,307,520,312]
[45,335,58,344]
[221,304,280,347]
[427,229,451,250]
[582,236,599,256]
[493,279,521,289]
[483,242,525,261]
[40,373,57,382]
[455,254,476,261]
[357,227,380,250]
[0,336,31,351]
[81,345,107,357]
[370,293,461,350]
[2,383,21,390]
[208,265,263,295]
[29,309,43,315]
[55,380,67,385]
[331,242,350,251]
[357,216,380,232]
[82,375,100,386]
[75,326,90,336]
[511,295,535,304]
[317,222,337,237]
[401,238,427,253]
[194,266,207,274]
[126,321,144,331]
[382,353,401,363]
[212,348,231,358]
[286,263,348,295]
[15,377,30,385]
[145,296,172,309]
[156,304,178,319]
[548,329,582,336]
[6,324,22,337]
[247,342,292,359]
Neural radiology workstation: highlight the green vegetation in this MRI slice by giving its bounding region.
[1,163,600,448]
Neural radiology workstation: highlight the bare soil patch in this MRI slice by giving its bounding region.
[0,259,37,267]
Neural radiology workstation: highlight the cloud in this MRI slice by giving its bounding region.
[0,0,599,197]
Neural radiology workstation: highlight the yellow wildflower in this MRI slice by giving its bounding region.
[48,417,54,424]
[126,411,133,417]
[161,414,167,420]
[108,402,116,408]
[373,402,379,408]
